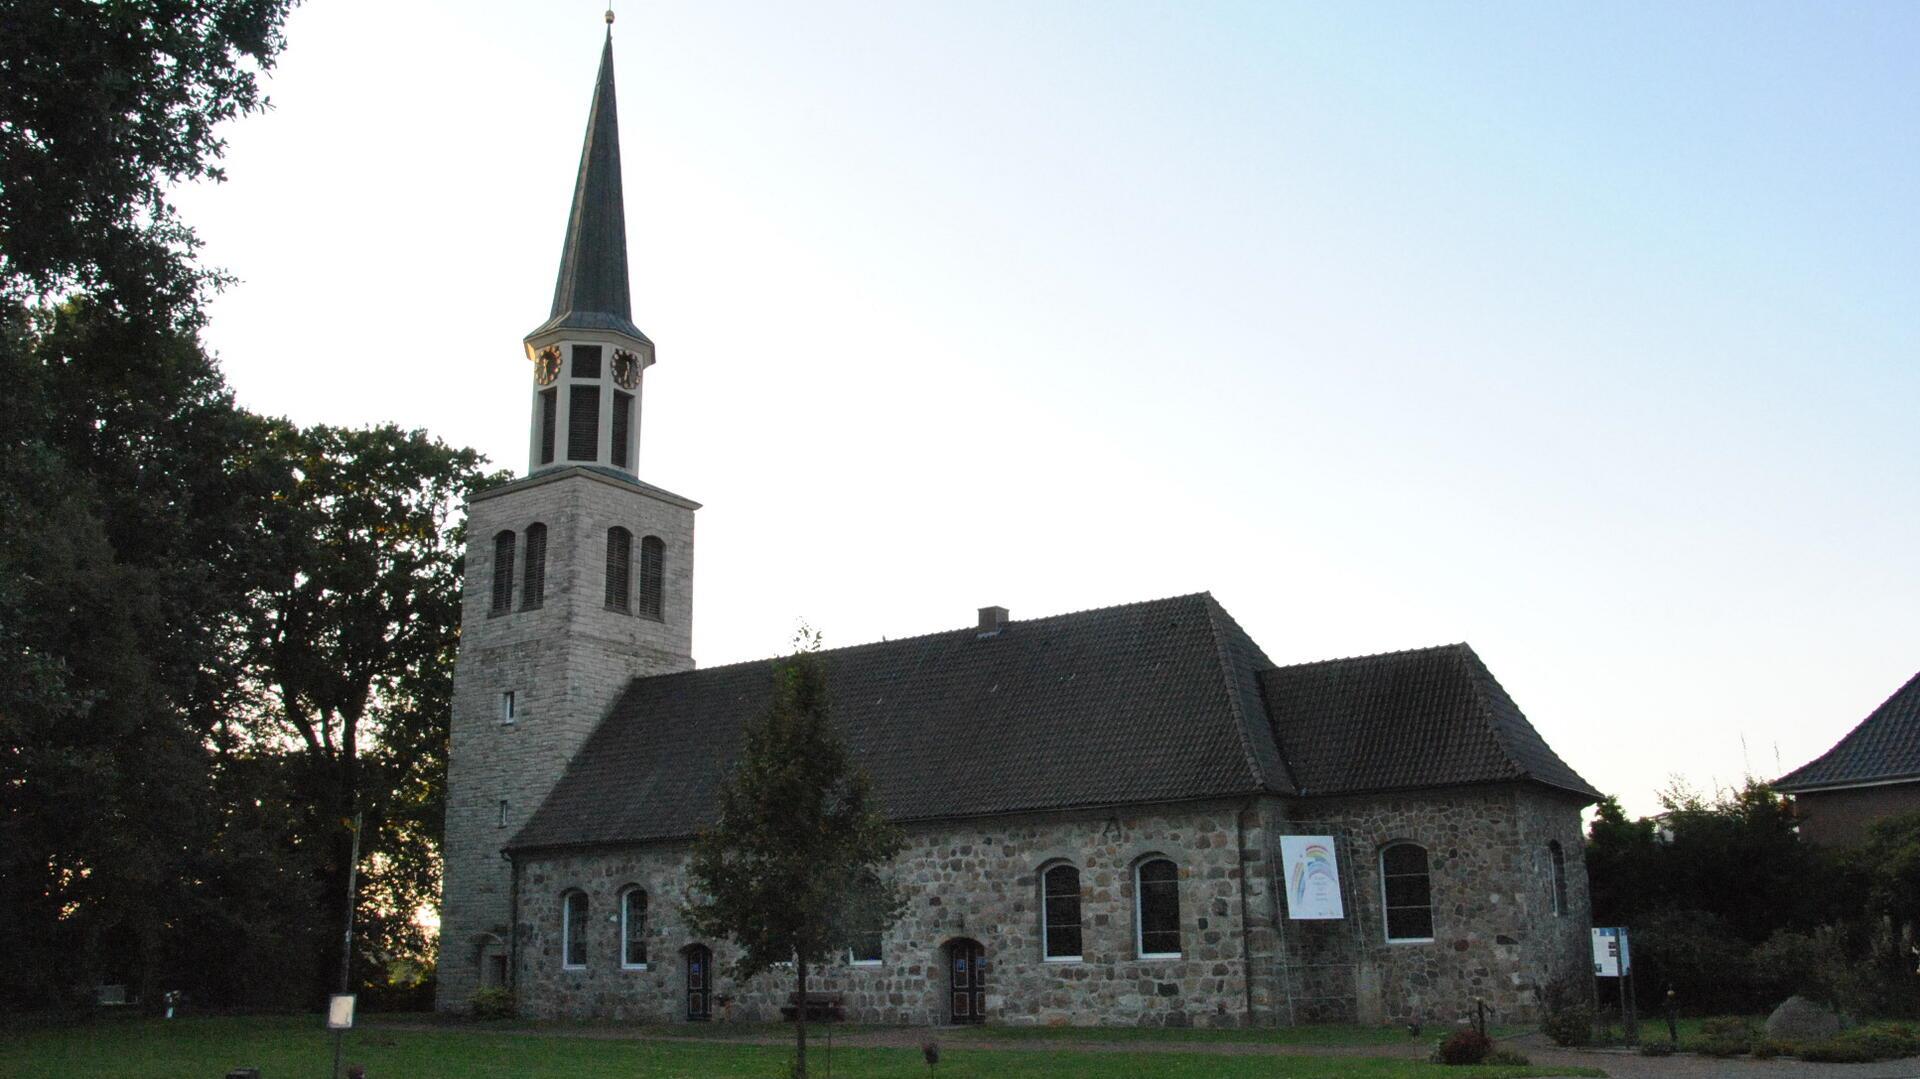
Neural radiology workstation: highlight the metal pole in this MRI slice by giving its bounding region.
[334,811,363,1079]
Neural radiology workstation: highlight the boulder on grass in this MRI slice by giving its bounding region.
[1765,995,1841,1043]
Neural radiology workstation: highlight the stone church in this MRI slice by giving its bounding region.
[437,26,1599,1028]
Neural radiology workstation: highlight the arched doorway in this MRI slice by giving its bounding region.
[943,938,986,1024]
[684,943,713,1021]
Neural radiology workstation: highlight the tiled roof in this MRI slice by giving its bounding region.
[1258,643,1601,801]
[1776,669,1920,792]
[509,597,1599,852]
[510,594,1284,850]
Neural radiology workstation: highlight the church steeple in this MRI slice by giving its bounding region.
[523,17,654,477]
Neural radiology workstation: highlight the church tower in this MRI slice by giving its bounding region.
[437,19,697,1011]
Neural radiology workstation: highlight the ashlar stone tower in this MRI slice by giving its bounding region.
[437,21,698,1010]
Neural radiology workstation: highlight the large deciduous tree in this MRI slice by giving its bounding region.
[236,423,496,996]
[686,631,904,1079]
[1,0,296,323]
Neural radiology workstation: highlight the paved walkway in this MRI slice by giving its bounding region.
[371,1019,1920,1078]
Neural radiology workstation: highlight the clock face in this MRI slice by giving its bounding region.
[613,349,641,389]
[534,346,562,385]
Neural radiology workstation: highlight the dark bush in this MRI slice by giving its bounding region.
[1799,1037,1876,1064]
[1638,1041,1675,1057]
[1750,1038,1792,1059]
[1688,1016,1754,1057]
[1482,1047,1530,1065]
[1436,1029,1492,1065]
[1540,980,1594,1046]
[468,987,514,1020]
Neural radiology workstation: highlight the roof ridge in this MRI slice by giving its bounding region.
[1272,640,1471,672]
[1456,645,1529,782]
[675,592,1217,679]
[1199,594,1274,794]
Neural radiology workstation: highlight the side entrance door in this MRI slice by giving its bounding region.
[948,939,985,1024]
[686,944,712,1021]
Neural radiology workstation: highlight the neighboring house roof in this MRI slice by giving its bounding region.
[525,31,651,347]
[1259,643,1601,801]
[1776,668,1920,792]
[509,593,1598,852]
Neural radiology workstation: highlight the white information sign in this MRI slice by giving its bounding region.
[1280,836,1345,920]
[1591,927,1631,977]
[326,993,357,1030]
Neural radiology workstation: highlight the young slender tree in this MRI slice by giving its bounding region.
[686,629,904,1079]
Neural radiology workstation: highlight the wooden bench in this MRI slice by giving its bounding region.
[780,991,846,1022]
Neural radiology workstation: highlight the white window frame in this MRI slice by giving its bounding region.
[1380,843,1435,944]
[620,887,649,970]
[499,690,516,725]
[561,890,588,970]
[1041,862,1083,963]
[1134,858,1182,960]
[846,933,883,968]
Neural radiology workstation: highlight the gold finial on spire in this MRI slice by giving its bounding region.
[605,7,615,25]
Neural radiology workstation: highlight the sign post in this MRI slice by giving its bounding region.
[1591,927,1635,1044]
[327,994,355,1079]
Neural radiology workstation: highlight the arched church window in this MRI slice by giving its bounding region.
[638,535,664,620]
[521,523,547,610]
[490,530,515,615]
[1042,863,1082,961]
[1135,858,1181,958]
[1548,841,1568,917]
[621,887,648,969]
[562,890,588,969]
[605,527,631,612]
[1380,842,1434,942]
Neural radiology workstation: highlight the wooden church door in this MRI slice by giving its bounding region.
[947,939,985,1023]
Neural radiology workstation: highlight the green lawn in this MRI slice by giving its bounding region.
[1,1015,1603,1079]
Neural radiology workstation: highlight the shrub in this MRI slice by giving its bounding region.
[469,987,515,1020]
[1799,1037,1876,1064]
[1750,1038,1792,1059]
[1436,1028,1492,1065]
[1688,1016,1755,1057]
[1539,981,1594,1047]
[1638,1041,1675,1057]
[1482,1047,1530,1065]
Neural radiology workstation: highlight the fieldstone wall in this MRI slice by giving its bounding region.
[437,466,697,1012]
[1268,785,1591,1027]
[512,800,1265,1026]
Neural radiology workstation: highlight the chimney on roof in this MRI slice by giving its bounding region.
[976,606,1009,638]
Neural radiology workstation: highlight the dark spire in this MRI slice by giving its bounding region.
[526,28,650,345]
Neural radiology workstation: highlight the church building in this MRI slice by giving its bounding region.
[437,23,1599,1028]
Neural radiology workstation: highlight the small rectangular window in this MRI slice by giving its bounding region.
[568,385,600,461]
[497,800,508,828]
[849,931,882,966]
[611,390,633,469]
[500,690,515,725]
[571,345,603,380]
[538,389,557,465]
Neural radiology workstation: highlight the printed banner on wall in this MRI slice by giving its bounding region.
[1280,835,1345,919]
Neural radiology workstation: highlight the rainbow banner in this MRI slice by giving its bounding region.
[1280,835,1345,919]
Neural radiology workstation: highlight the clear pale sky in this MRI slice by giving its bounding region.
[171,1,1920,817]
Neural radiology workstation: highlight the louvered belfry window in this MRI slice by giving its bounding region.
[638,535,664,620]
[521,523,547,610]
[568,385,600,461]
[538,389,557,465]
[605,527,632,612]
[611,390,633,469]
[490,530,515,614]
[571,344,602,379]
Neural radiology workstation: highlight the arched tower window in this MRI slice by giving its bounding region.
[521,523,547,610]
[621,887,649,969]
[638,535,664,620]
[1548,840,1569,917]
[1380,842,1434,942]
[1042,863,1082,961]
[605,527,631,612]
[1134,858,1181,958]
[490,530,515,615]
[562,890,589,969]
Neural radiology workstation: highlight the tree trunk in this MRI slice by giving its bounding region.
[795,953,808,1079]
